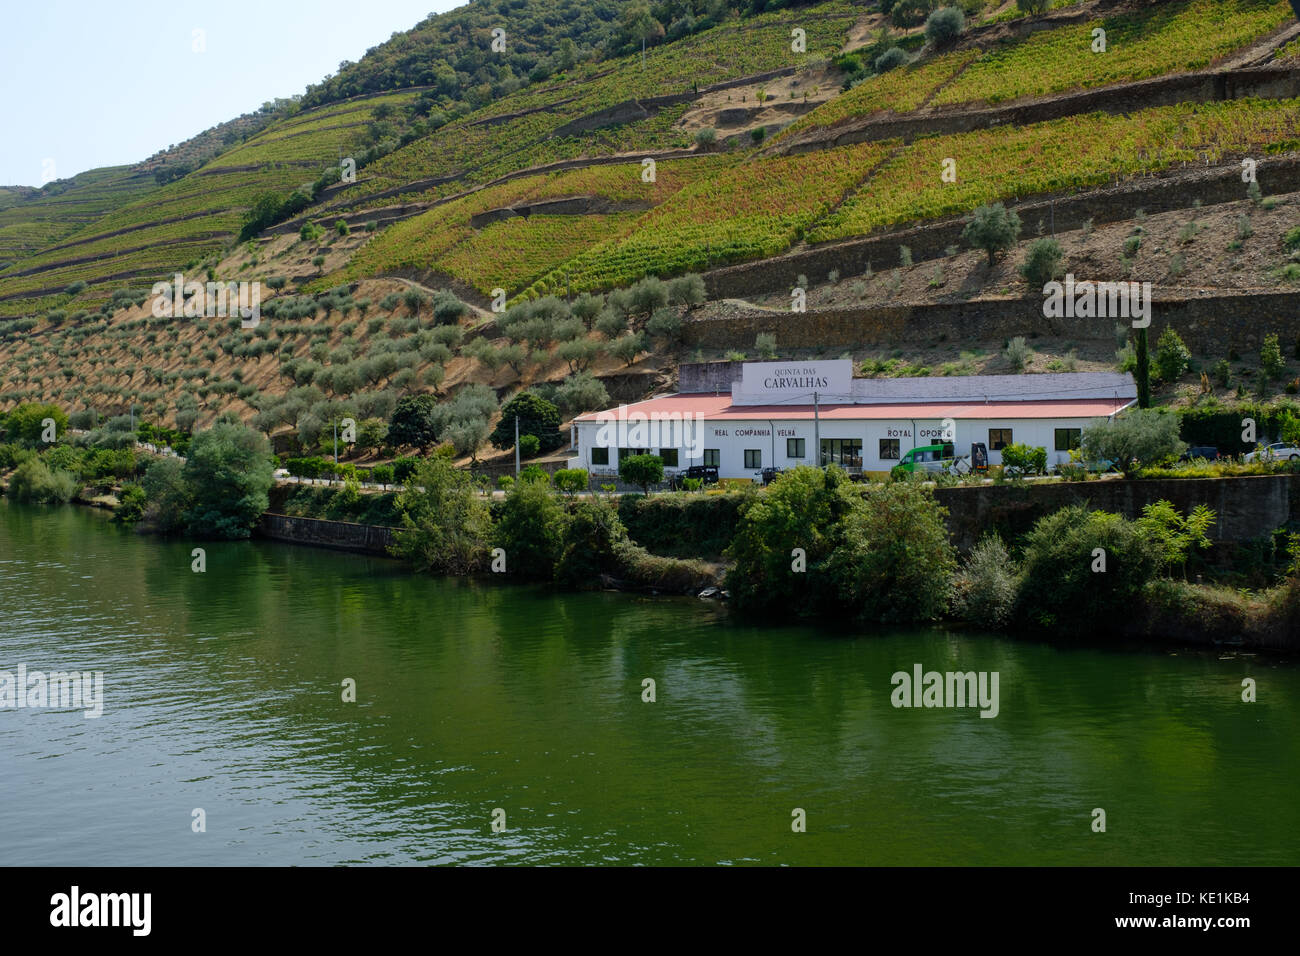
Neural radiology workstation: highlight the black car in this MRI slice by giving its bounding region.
[668,465,719,489]
[760,466,783,486]
[1179,445,1220,461]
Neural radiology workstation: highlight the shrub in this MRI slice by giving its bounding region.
[181,423,275,539]
[553,468,589,496]
[1261,332,1287,380]
[335,219,349,236]
[6,458,78,504]
[999,442,1047,476]
[962,203,1021,267]
[556,498,626,587]
[874,46,908,72]
[494,478,568,579]
[755,332,778,359]
[1154,327,1191,382]
[1018,238,1063,286]
[924,7,965,47]
[694,128,717,149]
[950,534,1018,628]
[1016,0,1050,12]
[554,371,610,415]
[1016,506,1163,633]
[114,483,147,523]
[1080,409,1185,477]
[1004,336,1032,372]
[391,455,492,574]
[3,402,69,446]
[619,453,664,495]
[823,482,956,623]
[518,433,541,458]
[370,463,395,485]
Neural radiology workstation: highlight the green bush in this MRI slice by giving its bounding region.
[619,453,664,494]
[618,492,746,557]
[181,423,275,539]
[999,442,1047,476]
[874,46,908,72]
[924,6,964,46]
[1154,327,1191,382]
[1016,505,1163,633]
[518,433,541,458]
[1018,238,1064,286]
[553,468,589,495]
[6,457,78,504]
[392,456,492,573]
[370,464,395,484]
[950,534,1018,628]
[822,482,956,624]
[1081,409,1185,477]
[963,203,1021,267]
[113,483,147,523]
[3,402,69,446]
[556,498,627,587]
[140,458,189,533]
[494,479,568,579]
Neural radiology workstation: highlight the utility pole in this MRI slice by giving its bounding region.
[813,391,821,467]
[514,415,520,477]
[333,418,338,466]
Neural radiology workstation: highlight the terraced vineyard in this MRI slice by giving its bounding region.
[340,156,725,288]
[337,0,860,209]
[931,0,1296,108]
[809,96,1300,242]
[0,92,419,317]
[522,140,897,295]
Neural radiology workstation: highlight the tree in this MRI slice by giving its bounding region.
[556,498,627,587]
[1080,409,1185,477]
[432,289,469,325]
[1261,332,1287,380]
[391,455,492,574]
[489,391,564,452]
[608,332,645,366]
[553,468,589,496]
[924,6,965,47]
[619,453,664,495]
[387,394,439,452]
[181,423,275,539]
[1154,327,1191,383]
[2,402,68,446]
[1019,238,1063,286]
[1016,0,1051,13]
[962,202,1021,267]
[493,478,568,579]
[141,457,190,533]
[554,371,610,414]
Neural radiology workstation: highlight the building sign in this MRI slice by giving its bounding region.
[735,360,852,405]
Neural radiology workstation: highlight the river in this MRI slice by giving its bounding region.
[1,499,1296,865]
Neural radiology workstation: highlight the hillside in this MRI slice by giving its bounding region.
[1,0,1299,470]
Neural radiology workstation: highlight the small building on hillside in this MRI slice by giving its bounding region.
[569,360,1137,480]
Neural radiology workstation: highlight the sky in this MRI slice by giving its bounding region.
[0,0,463,187]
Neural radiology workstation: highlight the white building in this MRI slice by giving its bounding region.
[570,360,1137,480]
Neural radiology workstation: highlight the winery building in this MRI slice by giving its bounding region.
[570,360,1137,480]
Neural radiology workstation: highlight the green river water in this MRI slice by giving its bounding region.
[1,499,1296,865]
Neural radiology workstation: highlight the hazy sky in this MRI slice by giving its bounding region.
[0,0,462,186]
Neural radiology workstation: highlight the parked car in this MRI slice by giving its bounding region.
[760,466,783,486]
[668,464,720,489]
[1179,445,1220,461]
[1244,442,1300,463]
[891,443,959,478]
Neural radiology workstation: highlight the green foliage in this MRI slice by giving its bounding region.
[387,394,439,452]
[925,6,965,47]
[1004,335,1031,372]
[5,457,78,504]
[619,453,664,494]
[494,478,568,579]
[1018,237,1063,286]
[1261,332,1287,380]
[3,402,69,446]
[181,423,275,539]
[1081,408,1185,477]
[1154,327,1191,382]
[554,370,610,415]
[1016,0,1050,12]
[518,433,541,458]
[950,534,1017,628]
[999,442,1047,476]
[139,457,189,533]
[823,482,957,624]
[553,468,589,496]
[490,391,563,452]
[962,202,1021,266]
[391,455,491,574]
[1137,499,1215,578]
[1016,505,1163,633]
[556,498,627,588]
[113,483,147,523]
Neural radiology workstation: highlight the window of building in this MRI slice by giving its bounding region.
[744,449,762,469]
[820,438,863,468]
[988,429,1013,451]
[1054,428,1082,452]
[591,447,609,466]
[618,447,649,462]
[659,448,679,467]
[786,438,805,459]
[703,448,720,467]
[879,438,900,460]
